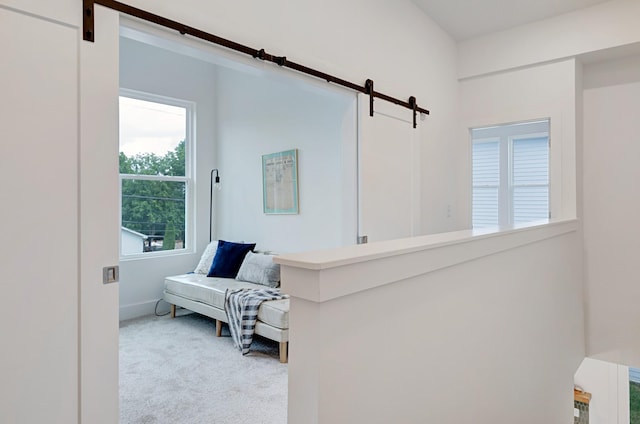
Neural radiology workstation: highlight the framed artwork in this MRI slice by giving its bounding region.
[262,149,299,214]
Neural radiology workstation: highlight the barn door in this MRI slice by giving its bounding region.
[358,94,421,243]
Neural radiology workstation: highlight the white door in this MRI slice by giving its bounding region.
[79,7,121,424]
[1,7,80,422]
[358,94,421,243]
[0,2,120,423]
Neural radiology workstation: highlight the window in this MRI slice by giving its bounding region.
[630,367,640,423]
[472,120,549,229]
[119,91,193,256]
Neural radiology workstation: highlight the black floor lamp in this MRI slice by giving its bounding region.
[209,169,221,242]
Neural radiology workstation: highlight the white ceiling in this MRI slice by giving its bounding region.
[411,0,611,41]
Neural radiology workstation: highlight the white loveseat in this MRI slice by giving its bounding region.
[163,241,290,363]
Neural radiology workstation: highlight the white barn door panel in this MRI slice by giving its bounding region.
[80,6,121,424]
[0,3,120,423]
[358,94,421,243]
[0,6,80,423]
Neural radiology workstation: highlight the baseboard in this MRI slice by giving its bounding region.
[120,299,170,321]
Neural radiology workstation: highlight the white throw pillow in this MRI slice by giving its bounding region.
[236,251,280,288]
[194,241,218,274]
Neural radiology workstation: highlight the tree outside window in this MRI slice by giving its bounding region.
[119,93,193,256]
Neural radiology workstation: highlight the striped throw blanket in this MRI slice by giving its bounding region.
[224,288,288,356]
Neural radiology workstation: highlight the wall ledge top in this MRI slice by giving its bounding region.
[275,218,578,271]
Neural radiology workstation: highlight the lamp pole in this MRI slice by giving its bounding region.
[209,169,220,242]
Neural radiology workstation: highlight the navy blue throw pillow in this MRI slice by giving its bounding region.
[207,240,256,278]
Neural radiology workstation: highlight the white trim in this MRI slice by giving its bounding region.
[471,120,550,228]
[618,364,631,424]
[462,102,565,219]
[119,174,189,182]
[276,219,577,301]
[276,218,573,271]
[118,89,196,258]
[120,87,195,111]
[119,299,163,321]
[118,247,195,262]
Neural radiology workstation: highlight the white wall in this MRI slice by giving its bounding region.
[459,59,579,224]
[279,221,585,423]
[575,358,630,424]
[121,0,463,236]
[215,66,357,252]
[118,35,358,316]
[458,0,640,79]
[583,55,640,366]
[455,0,640,380]
[117,0,462,319]
[3,0,463,421]
[119,37,218,319]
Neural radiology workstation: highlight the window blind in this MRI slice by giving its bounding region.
[471,122,549,229]
[512,136,549,224]
[472,140,500,228]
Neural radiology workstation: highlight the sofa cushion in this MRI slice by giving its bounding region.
[236,251,280,288]
[207,240,256,278]
[164,274,289,329]
[258,298,289,330]
[193,240,218,274]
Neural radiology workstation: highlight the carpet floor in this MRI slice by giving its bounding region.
[119,311,288,424]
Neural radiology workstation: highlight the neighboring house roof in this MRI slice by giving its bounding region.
[121,226,148,240]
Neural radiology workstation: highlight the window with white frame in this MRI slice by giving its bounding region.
[472,120,550,229]
[119,91,194,256]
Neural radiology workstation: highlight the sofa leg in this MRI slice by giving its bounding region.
[170,304,176,318]
[215,320,222,337]
[279,342,288,364]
